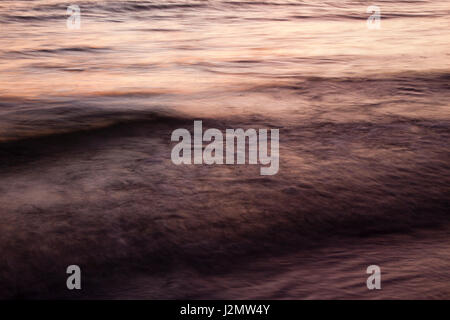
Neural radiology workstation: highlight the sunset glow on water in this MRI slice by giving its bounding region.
[0,0,449,299]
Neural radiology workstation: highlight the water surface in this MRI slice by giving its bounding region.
[0,0,449,299]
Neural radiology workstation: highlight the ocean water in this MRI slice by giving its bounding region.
[0,0,449,299]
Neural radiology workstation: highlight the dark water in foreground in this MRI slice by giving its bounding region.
[0,0,449,299]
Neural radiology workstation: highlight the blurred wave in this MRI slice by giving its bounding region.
[0,0,449,299]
